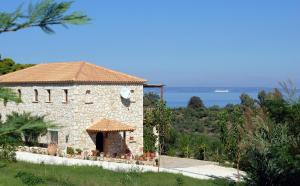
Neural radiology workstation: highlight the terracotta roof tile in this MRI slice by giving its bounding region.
[86,119,135,132]
[0,61,146,84]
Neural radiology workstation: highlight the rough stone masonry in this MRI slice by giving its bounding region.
[0,62,146,156]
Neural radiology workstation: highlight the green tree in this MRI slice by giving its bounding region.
[244,116,300,186]
[260,89,288,124]
[143,124,156,153]
[218,105,245,180]
[152,101,172,154]
[187,96,205,109]
[143,92,160,108]
[0,112,53,161]
[240,93,255,109]
[144,100,172,153]
[144,100,172,171]
[0,57,34,75]
[0,0,90,34]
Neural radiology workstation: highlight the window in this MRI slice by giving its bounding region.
[34,89,38,102]
[85,90,93,104]
[63,89,68,103]
[49,131,58,144]
[17,89,21,99]
[65,134,69,143]
[46,89,51,102]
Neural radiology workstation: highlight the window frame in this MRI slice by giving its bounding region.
[85,90,93,104]
[63,89,68,103]
[46,89,51,103]
[33,89,39,103]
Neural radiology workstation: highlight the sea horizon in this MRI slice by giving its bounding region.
[145,86,300,108]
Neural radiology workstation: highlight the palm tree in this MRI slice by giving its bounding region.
[0,87,21,106]
[0,0,90,34]
[0,112,54,146]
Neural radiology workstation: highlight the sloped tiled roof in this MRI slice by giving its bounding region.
[86,119,135,132]
[0,61,146,84]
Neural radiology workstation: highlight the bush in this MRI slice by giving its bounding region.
[67,147,75,155]
[176,176,184,186]
[166,148,177,156]
[75,148,82,154]
[0,145,16,162]
[244,123,300,186]
[187,96,205,109]
[15,171,45,186]
[143,125,156,153]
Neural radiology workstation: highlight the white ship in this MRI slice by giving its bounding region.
[214,89,229,93]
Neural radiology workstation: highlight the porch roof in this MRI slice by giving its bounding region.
[86,119,135,133]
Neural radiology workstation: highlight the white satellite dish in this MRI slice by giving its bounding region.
[120,87,131,99]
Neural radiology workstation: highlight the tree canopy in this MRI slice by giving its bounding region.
[0,57,34,75]
[187,96,205,109]
[0,0,90,34]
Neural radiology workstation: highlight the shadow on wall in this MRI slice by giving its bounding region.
[121,97,131,107]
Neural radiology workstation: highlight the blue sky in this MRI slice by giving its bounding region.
[1,0,300,87]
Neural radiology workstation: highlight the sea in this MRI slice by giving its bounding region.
[144,87,300,108]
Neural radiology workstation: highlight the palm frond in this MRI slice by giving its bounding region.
[0,0,90,34]
[0,87,21,105]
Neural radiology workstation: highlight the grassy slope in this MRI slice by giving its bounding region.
[0,161,233,186]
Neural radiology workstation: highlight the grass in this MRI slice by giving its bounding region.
[0,161,241,186]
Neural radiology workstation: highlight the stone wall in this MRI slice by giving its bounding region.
[0,83,144,156]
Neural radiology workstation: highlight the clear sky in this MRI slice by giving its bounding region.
[1,0,300,87]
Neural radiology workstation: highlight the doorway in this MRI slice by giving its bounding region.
[96,132,104,152]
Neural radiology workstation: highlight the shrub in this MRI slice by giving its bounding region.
[143,125,156,153]
[75,148,82,154]
[176,176,184,186]
[166,148,177,156]
[15,171,45,186]
[67,147,75,155]
[0,145,16,162]
[244,122,300,186]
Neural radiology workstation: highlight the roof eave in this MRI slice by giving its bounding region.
[0,80,147,85]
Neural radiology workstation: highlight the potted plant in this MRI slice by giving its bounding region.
[150,152,156,158]
[146,151,151,158]
[75,148,82,155]
[92,150,98,156]
[100,152,104,158]
[47,143,57,156]
[155,159,159,166]
[67,147,75,157]
[139,155,144,161]
[125,153,131,160]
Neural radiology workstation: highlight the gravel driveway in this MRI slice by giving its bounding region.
[160,155,245,181]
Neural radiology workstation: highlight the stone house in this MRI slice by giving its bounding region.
[0,61,147,156]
